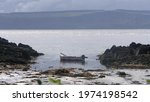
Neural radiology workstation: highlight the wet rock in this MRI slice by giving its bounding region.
[99,42,150,68]
[111,83,121,85]
[146,70,149,72]
[94,82,108,85]
[146,75,150,77]
[73,72,95,78]
[54,69,70,76]
[4,64,30,70]
[22,67,29,71]
[99,74,105,78]
[86,69,105,72]
[132,81,142,84]
[43,68,96,78]
[41,70,50,74]
[0,81,10,85]
[0,37,43,66]
[117,71,127,77]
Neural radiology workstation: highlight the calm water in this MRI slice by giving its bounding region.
[0,29,150,71]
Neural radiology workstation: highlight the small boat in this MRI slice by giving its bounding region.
[60,53,88,62]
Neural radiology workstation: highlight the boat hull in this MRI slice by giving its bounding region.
[60,56,85,62]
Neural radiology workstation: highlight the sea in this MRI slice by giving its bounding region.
[0,29,150,71]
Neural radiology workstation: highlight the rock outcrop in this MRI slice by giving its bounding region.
[0,37,43,64]
[99,42,150,68]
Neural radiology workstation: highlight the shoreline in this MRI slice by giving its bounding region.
[0,67,150,85]
[99,42,150,68]
[0,37,150,85]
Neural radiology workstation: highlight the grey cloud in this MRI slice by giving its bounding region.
[15,0,71,12]
[0,0,31,12]
[0,0,150,13]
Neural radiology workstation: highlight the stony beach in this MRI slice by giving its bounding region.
[0,68,150,85]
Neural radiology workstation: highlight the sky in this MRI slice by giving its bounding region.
[0,0,150,13]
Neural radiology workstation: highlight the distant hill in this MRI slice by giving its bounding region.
[0,10,150,29]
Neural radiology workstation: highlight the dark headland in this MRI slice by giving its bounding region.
[0,37,43,70]
[99,42,150,68]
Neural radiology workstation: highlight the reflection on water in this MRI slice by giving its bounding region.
[0,29,150,70]
[60,60,86,65]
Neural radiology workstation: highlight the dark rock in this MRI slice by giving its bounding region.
[117,71,127,77]
[41,70,50,74]
[146,70,149,72]
[54,69,70,76]
[99,42,150,68]
[0,81,10,85]
[94,82,108,85]
[42,68,96,78]
[73,72,95,77]
[0,37,43,66]
[0,37,8,44]
[22,67,29,71]
[132,81,142,84]
[99,74,105,78]
[146,75,150,77]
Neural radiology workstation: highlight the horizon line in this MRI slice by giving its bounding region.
[1,9,150,14]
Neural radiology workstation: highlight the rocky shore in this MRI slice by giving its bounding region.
[0,68,150,85]
[99,42,150,68]
[0,37,43,70]
[1,38,150,85]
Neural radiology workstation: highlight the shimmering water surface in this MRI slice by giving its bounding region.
[0,29,150,71]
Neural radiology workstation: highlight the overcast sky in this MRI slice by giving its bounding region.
[0,0,150,13]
